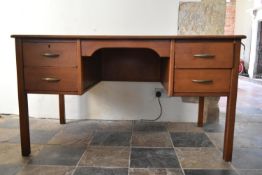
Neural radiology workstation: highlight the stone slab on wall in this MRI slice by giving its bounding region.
[178,0,226,35]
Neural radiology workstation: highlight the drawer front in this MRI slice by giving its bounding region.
[23,40,77,67]
[174,69,231,93]
[175,42,234,68]
[24,67,78,92]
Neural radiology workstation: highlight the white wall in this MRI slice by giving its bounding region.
[248,1,262,78]
[0,0,199,122]
[234,0,253,69]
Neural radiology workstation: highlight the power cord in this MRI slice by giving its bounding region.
[140,93,163,122]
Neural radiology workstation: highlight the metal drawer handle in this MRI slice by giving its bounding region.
[192,79,213,84]
[193,54,215,58]
[41,77,61,82]
[42,53,60,58]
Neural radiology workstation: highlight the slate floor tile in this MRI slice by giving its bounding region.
[30,118,63,131]
[234,123,262,149]
[0,143,29,165]
[63,120,99,133]
[74,167,128,175]
[17,165,74,175]
[232,148,262,169]
[132,132,173,148]
[0,144,42,165]
[233,113,262,123]
[133,122,167,132]
[0,128,19,142]
[91,132,131,146]
[175,148,231,169]
[238,170,262,175]
[204,121,225,133]
[167,123,203,133]
[234,134,262,149]
[130,148,180,168]
[48,128,93,146]
[79,146,129,167]
[48,118,131,132]
[10,129,58,144]
[0,116,19,128]
[237,106,262,115]
[170,132,214,147]
[129,168,184,175]
[235,122,262,133]
[184,169,239,175]
[29,145,85,165]
[95,120,133,132]
[207,131,262,151]
[0,164,23,175]
[206,133,223,150]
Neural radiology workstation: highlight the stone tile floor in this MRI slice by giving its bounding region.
[0,78,262,175]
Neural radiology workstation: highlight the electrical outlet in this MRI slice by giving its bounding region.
[154,88,166,98]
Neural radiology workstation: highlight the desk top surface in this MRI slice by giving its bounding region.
[11,35,246,40]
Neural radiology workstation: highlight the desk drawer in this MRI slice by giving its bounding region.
[24,67,78,92]
[175,41,234,68]
[23,40,77,67]
[174,69,231,93]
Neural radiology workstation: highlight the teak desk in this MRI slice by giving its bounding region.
[11,35,245,161]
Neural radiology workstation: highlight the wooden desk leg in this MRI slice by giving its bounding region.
[59,94,66,124]
[223,94,237,161]
[18,92,31,156]
[198,96,204,127]
[223,41,240,161]
[15,39,31,156]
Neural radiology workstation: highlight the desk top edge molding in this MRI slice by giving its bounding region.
[11,34,246,40]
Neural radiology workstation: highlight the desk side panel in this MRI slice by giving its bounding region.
[81,51,102,93]
[161,40,174,96]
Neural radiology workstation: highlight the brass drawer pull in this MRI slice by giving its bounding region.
[41,77,61,82]
[194,54,215,58]
[192,79,213,84]
[42,53,60,58]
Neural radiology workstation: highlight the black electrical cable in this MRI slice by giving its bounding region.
[141,96,163,122]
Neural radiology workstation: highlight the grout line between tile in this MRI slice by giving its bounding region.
[75,165,130,169]
[237,168,262,170]
[205,132,224,153]
[182,167,240,170]
[131,146,173,149]
[19,164,76,168]
[128,120,134,175]
[15,161,31,174]
[182,168,241,175]
[205,129,239,173]
[167,130,186,175]
[70,146,88,175]
[231,165,241,175]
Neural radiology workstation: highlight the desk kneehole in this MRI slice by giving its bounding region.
[174,69,231,93]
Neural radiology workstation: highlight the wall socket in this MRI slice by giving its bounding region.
[154,88,166,98]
